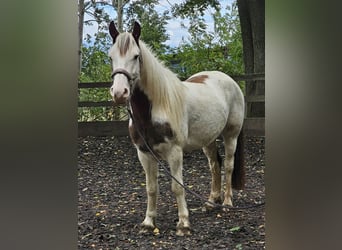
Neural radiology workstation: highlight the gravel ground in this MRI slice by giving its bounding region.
[78,135,265,249]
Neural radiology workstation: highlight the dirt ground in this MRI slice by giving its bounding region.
[78,135,265,249]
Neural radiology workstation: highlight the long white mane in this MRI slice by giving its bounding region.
[138,41,185,139]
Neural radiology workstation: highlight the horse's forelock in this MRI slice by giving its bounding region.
[116,33,139,56]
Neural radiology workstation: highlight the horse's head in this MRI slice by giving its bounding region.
[108,21,141,104]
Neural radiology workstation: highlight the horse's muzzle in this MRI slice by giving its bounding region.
[110,68,133,104]
[111,86,129,104]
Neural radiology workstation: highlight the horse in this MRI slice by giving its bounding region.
[108,21,245,236]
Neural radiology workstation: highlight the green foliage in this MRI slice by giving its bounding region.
[126,0,171,55]
[78,0,244,121]
[235,243,243,250]
[79,42,113,121]
[172,0,220,18]
[165,2,244,84]
[80,46,111,82]
[79,0,171,122]
[229,226,241,232]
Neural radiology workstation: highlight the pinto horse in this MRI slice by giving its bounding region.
[108,21,245,236]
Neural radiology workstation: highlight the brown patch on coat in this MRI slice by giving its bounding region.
[185,75,208,84]
[128,87,174,153]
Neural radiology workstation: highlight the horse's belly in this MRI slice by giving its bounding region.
[182,82,230,151]
[183,135,219,151]
[183,121,226,152]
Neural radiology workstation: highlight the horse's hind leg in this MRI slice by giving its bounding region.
[202,141,222,209]
[137,149,158,233]
[222,125,243,208]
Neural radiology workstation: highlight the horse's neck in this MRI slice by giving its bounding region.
[130,86,151,124]
[138,43,185,139]
[139,43,181,95]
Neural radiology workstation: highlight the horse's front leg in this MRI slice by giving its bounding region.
[137,149,158,233]
[167,146,191,236]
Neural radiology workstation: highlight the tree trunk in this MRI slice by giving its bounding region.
[78,0,85,76]
[112,0,128,32]
[237,0,265,118]
[111,0,129,119]
[117,0,124,32]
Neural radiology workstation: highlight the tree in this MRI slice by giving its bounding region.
[77,0,252,122]
[81,0,170,51]
[113,0,130,32]
[78,0,85,74]
[173,0,265,117]
[237,0,264,75]
[237,0,264,117]
[172,0,220,18]
[125,0,171,55]
[78,0,171,121]
[168,1,243,80]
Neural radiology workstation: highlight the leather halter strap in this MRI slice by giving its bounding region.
[111,68,132,82]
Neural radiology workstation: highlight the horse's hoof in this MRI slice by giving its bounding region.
[139,225,155,235]
[176,227,191,236]
[202,201,220,212]
[222,204,233,212]
[202,203,214,212]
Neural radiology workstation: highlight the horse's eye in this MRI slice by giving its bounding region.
[133,54,139,60]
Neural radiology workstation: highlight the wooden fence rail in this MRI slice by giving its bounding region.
[78,73,265,137]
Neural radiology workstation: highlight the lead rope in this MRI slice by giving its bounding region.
[126,106,265,211]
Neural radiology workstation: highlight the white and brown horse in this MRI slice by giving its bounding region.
[108,21,245,236]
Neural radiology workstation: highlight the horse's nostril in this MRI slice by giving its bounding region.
[123,88,128,95]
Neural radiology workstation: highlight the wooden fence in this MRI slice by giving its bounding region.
[78,73,264,137]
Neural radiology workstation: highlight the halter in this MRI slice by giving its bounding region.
[111,68,133,82]
[111,55,142,86]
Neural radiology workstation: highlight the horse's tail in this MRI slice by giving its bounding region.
[232,130,245,190]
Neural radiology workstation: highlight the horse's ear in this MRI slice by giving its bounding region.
[132,21,141,45]
[109,21,119,44]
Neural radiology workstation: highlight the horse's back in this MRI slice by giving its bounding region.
[183,71,244,116]
[181,71,244,150]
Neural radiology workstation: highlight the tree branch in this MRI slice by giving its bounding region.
[165,0,173,7]
[94,0,111,5]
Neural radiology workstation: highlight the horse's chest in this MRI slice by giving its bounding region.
[128,87,174,152]
[129,121,174,152]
